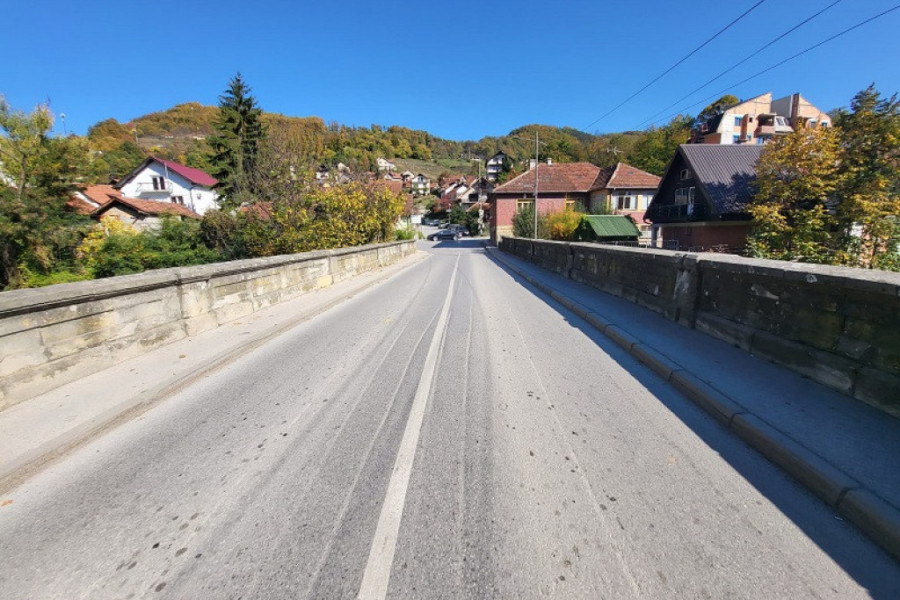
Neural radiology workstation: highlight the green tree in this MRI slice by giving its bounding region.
[448,203,467,225]
[833,86,900,269]
[0,100,92,288]
[747,127,842,262]
[208,73,266,207]
[464,209,482,236]
[0,97,53,202]
[626,116,692,176]
[697,94,740,124]
[512,204,548,239]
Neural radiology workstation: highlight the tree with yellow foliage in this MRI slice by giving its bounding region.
[747,127,842,263]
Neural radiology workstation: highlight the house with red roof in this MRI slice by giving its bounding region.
[67,184,123,215]
[114,157,219,215]
[489,161,661,242]
[587,163,661,240]
[91,196,201,230]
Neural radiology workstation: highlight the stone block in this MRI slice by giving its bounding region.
[838,489,900,563]
[630,343,680,381]
[730,414,857,507]
[670,370,745,425]
[750,330,855,395]
[694,312,754,352]
[852,367,900,418]
[0,329,46,378]
[39,311,119,360]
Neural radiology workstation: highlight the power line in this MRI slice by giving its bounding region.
[644,3,900,129]
[634,0,843,129]
[582,0,768,132]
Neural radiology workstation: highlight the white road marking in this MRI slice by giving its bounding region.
[357,255,460,600]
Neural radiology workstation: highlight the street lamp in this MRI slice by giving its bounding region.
[511,133,546,239]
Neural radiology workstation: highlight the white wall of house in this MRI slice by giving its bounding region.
[411,175,430,195]
[118,162,219,215]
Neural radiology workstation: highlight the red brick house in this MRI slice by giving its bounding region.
[490,162,601,242]
[489,161,660,243]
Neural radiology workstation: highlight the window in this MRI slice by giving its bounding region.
[616,194,633,210]
[734,116,742,127]
[151,176,166,191]
[732,134,740,144]
[516,199,534,212]
[679,169,690,180]
[675,187,695,206]
[172,196,184,205]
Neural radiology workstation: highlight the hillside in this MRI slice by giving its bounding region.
[83,103,685,183]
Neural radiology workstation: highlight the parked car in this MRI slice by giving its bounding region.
[447,223,469,236]
[427,229,462,241]
[422,217,440,226]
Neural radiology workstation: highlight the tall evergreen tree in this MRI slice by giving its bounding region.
[209,73,265,207]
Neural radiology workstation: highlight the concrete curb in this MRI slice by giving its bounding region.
[485,243,900,563]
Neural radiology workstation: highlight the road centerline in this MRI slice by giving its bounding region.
[357,255,460,600]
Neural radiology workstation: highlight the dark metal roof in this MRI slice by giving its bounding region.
[679,144,764,215]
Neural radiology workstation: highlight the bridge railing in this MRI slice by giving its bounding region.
[499,237,900,417]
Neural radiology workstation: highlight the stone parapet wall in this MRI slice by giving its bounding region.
[499,238,900,417]
[0,241,416,409]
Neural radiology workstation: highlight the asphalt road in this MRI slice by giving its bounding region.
[1,239,898,599]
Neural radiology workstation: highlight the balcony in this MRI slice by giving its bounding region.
[647,202,707,223]
[135,181,173,195]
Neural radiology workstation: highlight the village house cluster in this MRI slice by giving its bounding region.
[65,90,838,254]
[488,91,834,252]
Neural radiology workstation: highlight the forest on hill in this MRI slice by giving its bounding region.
[84,102,696,183]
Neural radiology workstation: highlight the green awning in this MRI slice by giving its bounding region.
[581,215,640,238]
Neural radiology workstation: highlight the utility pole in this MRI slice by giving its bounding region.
[533,131,539,240]
[511,133,545,239]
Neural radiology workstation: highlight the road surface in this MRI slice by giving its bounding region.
[1,240,898,599]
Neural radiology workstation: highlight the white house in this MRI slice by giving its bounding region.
[114,157,219,215]
[376,157,396,172]
[485,151,508,182]
[411,173,431,196]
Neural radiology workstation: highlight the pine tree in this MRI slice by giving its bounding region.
[209,73,265,207]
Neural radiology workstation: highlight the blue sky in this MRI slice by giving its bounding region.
[3,0,898,141]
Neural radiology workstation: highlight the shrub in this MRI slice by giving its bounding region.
[512,205,548,238]
[394,227,416,240]
[89,217,223,278]
[545,209,583,241]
